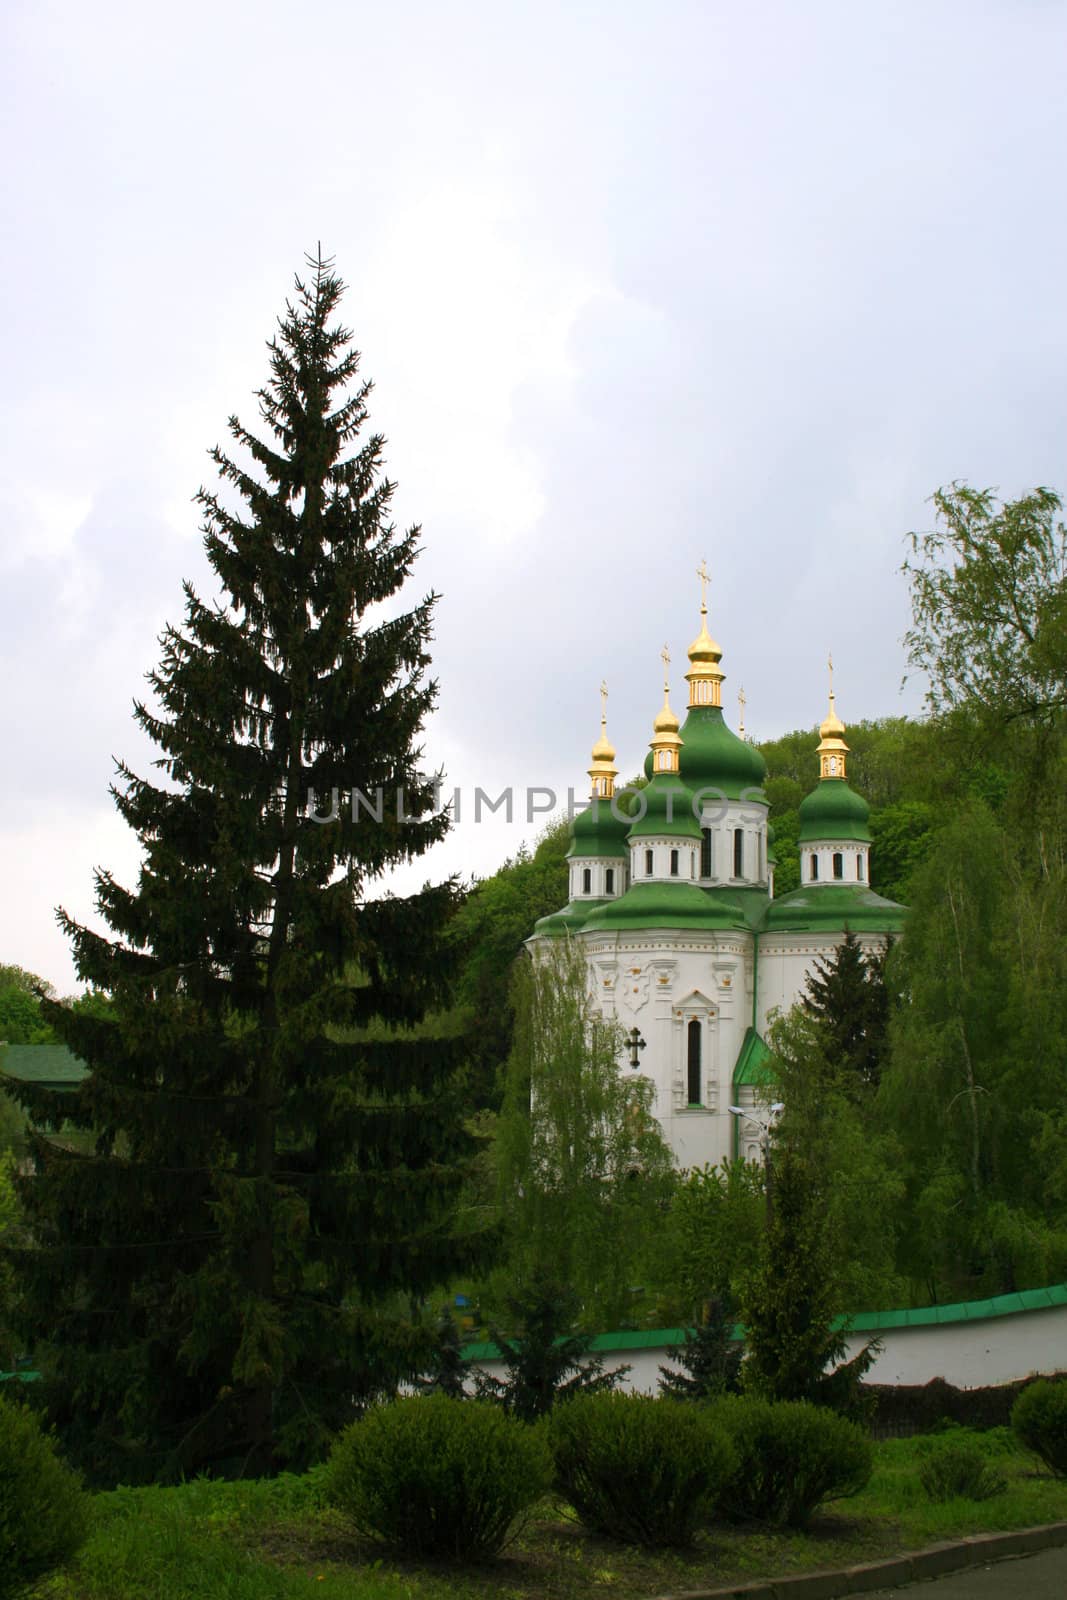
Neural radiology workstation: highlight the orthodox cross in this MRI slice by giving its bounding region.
[661,642,671,689]
[738,684,747,739]
[600,678,608,724]
[626,1026,647,1069]
[828,651,835,699]
[696,557,710,610]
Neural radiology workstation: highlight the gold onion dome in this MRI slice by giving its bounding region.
[650,648,682,773]
[685,561,725,708]
[816,656,849,779]
[587,681,618,798]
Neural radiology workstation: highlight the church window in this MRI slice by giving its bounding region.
[687,1020,701,1105]
[856,855,864,882]
[606,868,615,894]
[832,852,843,880]
[645,849,654,876]
[582,867,592,894]
[701,826,713,878]
[670,849,679,877]
[810,854,819,881]
[733,828,744,877]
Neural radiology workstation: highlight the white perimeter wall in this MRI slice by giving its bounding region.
[469,1302,1067,1394]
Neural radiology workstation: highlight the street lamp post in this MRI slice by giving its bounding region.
[728,1102,784,1227]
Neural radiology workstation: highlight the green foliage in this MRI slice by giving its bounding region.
[653,1161,764,1321]
[0,1394,88,1597]
[0,966,55,1046]
[658,1297,742,1400]
[710,1395,872,1528]
[7,256,477,1484]
[801,929,892,1094]
[475,1278,626,1421]
[324,1396,551,1560]
[904,484,1067,724]
[411,1305,471,1399]
[548,1391,735,1548]
[449,823,569,1107]
[1011,1380,1067,1477]
[738,1147,880,1408]
[487,937,674,1330]
[917,1435,1006,1502]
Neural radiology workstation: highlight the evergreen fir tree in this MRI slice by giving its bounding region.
[801,928,891,1091]
[658,1296,742,1401]
[412,1304,471,1399]
[474,1277,627,1422]
[6,253,476,1483]
[738,1149,877,1413]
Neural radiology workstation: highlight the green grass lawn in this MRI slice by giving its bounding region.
[40,1428,1067,1600]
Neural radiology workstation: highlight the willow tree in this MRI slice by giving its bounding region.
[489,936,674,1330]
[6,253,474,1483]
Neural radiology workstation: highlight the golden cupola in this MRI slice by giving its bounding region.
[650,646,682,774]
[817,655,849,780]
[684,558,725,708]
[588,681,618,799]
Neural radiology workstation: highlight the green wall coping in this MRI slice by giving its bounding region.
[461,1282,1067,1359]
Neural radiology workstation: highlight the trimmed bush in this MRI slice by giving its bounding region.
[917,1435,1006,1502]
[710,1395,872,1528]
[1012,1379,1067,1477]
[549,1391,736,1548]
[323,1395,551,1560]
[0,1395,89,1597]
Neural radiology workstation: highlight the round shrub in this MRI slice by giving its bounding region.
[918,1435,1006,1502]
[709,1395,872,1528]
[1012,1379,1067,1476]
[549,1391,736,1548]
[0,1395,89,1598]
[323,1395,551,1560]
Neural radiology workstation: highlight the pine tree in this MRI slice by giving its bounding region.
[7,253,476,1483]
[474,1277,627,1422]
[801,928,890,1091]
[658,1295,742,1400]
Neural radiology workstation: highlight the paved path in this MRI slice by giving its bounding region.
[868,1544,1067,1596]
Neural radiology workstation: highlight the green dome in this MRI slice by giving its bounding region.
[797,779,871,843]
[566,797,630,859]
[643,748,655,780]
[627,773,702,841]
[678,706,766,802]
[761,884,906,934]
[582,881,745,933]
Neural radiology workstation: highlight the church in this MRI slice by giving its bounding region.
[530,567,907,1170]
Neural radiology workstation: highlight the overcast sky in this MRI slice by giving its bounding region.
[2,0,1066,993]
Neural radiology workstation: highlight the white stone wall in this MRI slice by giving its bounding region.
[470,1302,1067,1395]
[582,929,750,1170]
[798,839,871,887]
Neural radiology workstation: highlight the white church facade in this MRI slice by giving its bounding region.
[530,574,907,1170]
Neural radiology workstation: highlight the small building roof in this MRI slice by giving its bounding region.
[0,1044,88,1092]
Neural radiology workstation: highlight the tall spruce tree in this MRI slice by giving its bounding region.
[801,928,890,1092]
[6,253,475,1483]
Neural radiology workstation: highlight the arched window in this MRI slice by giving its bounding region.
[645,848,654,876]
[832,852,843,880]
[701,826,713,878]
[733,828,744,877]
[856,855,864,881]
[687,1020,701,1106]
[810,853,819,881]
[582,867,592,894]
[606,867,615,894]
[670,848,679,877]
